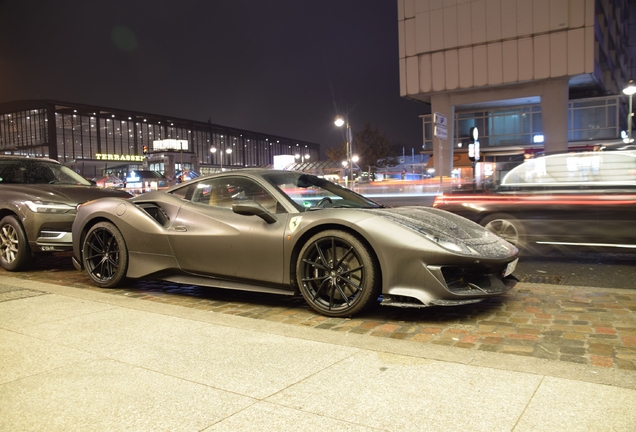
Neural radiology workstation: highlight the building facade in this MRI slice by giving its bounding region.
[398,0,636,182]
[0,100,320,185]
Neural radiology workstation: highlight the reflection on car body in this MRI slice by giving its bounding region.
[0,156,132,271]
[72,169,519,317]
[433,150,636,253]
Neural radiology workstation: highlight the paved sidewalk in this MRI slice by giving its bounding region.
[1,276,636,431]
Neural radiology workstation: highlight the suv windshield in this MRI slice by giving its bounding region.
[263,172,382,210]
[0,159,92,186]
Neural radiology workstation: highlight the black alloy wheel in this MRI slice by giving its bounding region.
[297,230,379,317]
[0,215,32,271]
[82,221,128,288]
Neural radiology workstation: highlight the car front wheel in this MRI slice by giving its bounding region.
[0,215,32,271]
[297,230,379,317]
[82,221,128,288]
[480,213,524,247]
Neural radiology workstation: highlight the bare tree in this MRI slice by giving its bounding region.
[326,124,398,170]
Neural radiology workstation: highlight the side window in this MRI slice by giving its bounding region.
[241,180,286,214]
[189,177,285,213]
[169,184,190,199]
[190,181,214,205]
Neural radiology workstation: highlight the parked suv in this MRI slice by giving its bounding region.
[0,156,131,271]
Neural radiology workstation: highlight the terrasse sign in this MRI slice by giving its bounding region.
[95,154,145,162]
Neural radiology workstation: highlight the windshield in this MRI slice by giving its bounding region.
[263,172,382,211]
[0,159,93,186]
[500,150,636,191]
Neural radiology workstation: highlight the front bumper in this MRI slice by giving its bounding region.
[24,211,76,253]
[35,230,73,252]
[381,260,519,309]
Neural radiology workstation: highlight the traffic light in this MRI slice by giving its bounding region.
[142,145,148,155]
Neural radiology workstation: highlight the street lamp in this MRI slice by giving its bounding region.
[623,78,636,143]
[210,146,232,171]
[334,114,353,185]
[295,153,310,165]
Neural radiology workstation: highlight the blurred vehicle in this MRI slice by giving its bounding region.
[0,156,132,271]
[433,151,636,253]
[72,170,518,317]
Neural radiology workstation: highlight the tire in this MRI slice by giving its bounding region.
[82,221,128,288]
[0,215,32,271]
[480,213,524,247]
[296,230,380,317]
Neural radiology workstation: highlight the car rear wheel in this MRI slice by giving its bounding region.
[480,213,524,247]
[0,215,32,271]
[297,230,380,317]
[82,221,128,288]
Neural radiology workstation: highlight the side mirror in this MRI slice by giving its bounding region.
[232,202,277,224]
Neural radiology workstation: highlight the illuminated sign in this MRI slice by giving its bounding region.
[126,171,142,184]
[468,141,480,161]
[153,139,189,151]
[274,154,296,170]
[95,154,145,162]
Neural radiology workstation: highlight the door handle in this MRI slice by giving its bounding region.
[173,225,187,232]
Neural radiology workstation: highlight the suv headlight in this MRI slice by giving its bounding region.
[24,200,75,214]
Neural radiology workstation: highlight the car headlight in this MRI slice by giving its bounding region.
[423,233,476,255]
[24,200,75,214]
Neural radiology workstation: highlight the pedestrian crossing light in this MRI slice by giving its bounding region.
[142,145,148,155]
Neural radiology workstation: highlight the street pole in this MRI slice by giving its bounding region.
[335,114,352,187]
[346,121,352,184]
[629,93,633,144]
[623,79,636,143]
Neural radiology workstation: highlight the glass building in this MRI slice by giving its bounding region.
[421,95,622,151]
[0,100,320,184]
[398,0,636,184]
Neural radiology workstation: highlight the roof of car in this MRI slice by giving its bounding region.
[0,155,60,164]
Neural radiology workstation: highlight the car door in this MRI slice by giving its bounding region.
[167,176,288,284]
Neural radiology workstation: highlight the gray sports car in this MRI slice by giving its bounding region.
[72,170,519,317]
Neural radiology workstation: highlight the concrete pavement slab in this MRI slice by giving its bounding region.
[0,358,254,432]
[16,305,210,357]
[267,350,543,432]
[0,328,96,385]
[0,290,117,331]
[105,323,361,399]
[515,376,636,431]
[205,402,379,431]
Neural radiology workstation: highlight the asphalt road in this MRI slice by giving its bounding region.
[514,249,635,290]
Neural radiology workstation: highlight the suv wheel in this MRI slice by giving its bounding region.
[0,215,33,271]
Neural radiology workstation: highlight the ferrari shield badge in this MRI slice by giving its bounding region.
[289,216,302,232]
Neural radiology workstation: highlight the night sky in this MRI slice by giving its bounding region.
[0,0,428,158]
